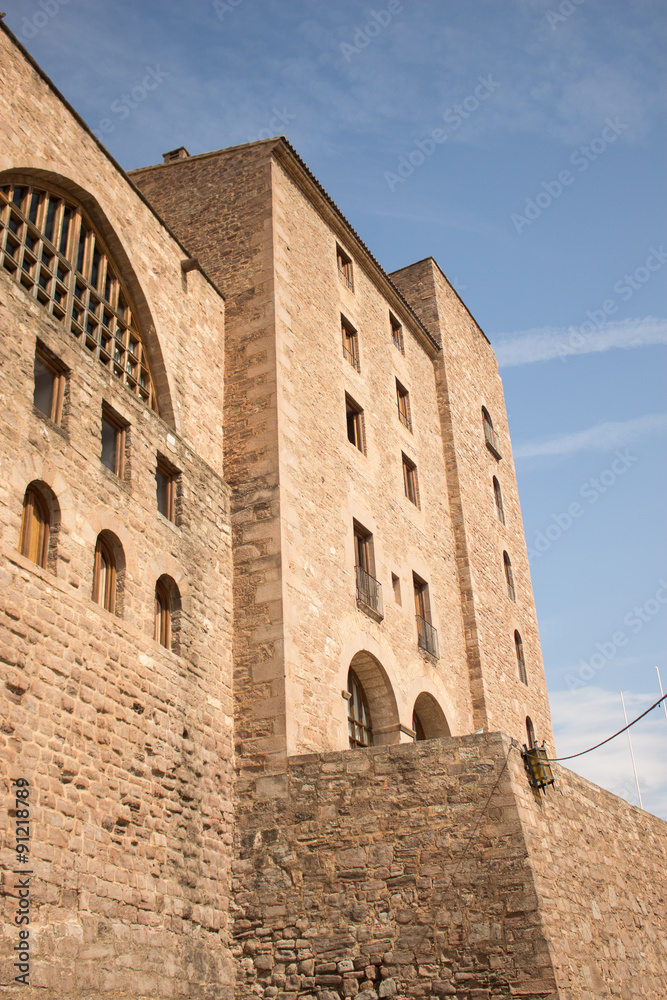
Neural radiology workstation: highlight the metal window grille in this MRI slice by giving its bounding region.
[416,614,439,658]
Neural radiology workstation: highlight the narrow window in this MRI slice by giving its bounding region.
[33,348,65,424]
[156,458,178,522]
[396,380,412,431]
[155,580,171,649]
[392,573,402,605]
[346,395,364,452]
[504,551,516,602]
[19,486,49,568]
[526,716,536,748]
[354,522,382,617]
[402,453,419,507]
[390,313,404,353]
[342,317,359,371]
[337,245,354,290]
[493,476,505,525]
[348,669,372,748]
[101,408,127,478]
[93,535,116,613]
[515,630,527,685]
[483,407,501,459]
[414,573,438,657]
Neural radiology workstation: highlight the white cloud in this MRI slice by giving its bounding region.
[493,317,667,367]
[514,413,667,459]
[549,686,667,820]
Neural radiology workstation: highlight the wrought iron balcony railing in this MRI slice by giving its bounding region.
[416,614,439,658]
[343,344,360,371]
[356,565,383,618]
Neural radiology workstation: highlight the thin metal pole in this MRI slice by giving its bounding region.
[656,667,667,722]
[620,691,643,809]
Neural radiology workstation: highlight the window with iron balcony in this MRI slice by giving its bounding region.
[337,245,354,290]
[413,573,438,658]
[354,522,383,620]
[342,317,359,371]
[396,380,412,431]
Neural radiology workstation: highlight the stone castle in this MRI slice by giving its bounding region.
[0,21,665,1000]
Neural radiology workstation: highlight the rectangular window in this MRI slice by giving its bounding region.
[156,458,178,522]
[396,380,412,431]
[342,317,359,371]
[33,347,65,424]
[390,313,404,353]
[346,395,365,453]
[354,521,383,618]
[414,573,438,658]
[337,245,354,290]
[402,453,419,507]
[101,407,127,478]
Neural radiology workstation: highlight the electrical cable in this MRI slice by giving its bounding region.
[548,693,667,762]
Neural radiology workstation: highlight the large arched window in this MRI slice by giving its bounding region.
[348,669,372,748]
[0,181,157,411]
[482,406,501,458]
[19,485,49,568]
[93,535,117,613]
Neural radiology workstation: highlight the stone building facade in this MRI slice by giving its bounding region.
[0,22,665,1000]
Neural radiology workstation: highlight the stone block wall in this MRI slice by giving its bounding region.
[232,733,667,1000]
[391,260,553,751]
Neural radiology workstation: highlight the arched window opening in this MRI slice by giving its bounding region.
[515,630,528,685]
[503,551,516,602]
[412,692,451,741]
[19,485,49,568]
[493,476,505,525]
[93,535,117,613]
[482,406,501,458]
[154,575,181,653]
[0,181,158,411]
[348,669,372,748]
[526,716,536,748]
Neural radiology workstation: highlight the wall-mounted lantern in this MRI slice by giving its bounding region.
[522,742,555,793]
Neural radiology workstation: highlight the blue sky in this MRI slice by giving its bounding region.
[6,0,666,816]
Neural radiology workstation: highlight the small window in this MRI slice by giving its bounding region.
[396,380,412,431]
[337,245,354,290]
[155,580,171,648]
[414,573,438,658]
[156,458,178,522]
[526,716,536,748]
[483,407,501,459]
[503,551,516,602]
[348,669,372,748]
[101,408,127,478]
[493,477,505,525]
[515,630,527,685]
[342,317,359,371]
[19,486,49,568]
[392,573,402,605]
[402,453,419,507]
[390,313,404,353]
[354,522,382,617]
[33,347,65,424]
[346,395,365,452]
[93,535,116,613]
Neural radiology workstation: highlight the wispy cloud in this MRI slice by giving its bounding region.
[514,413,667,459]
[493,317,667,367]
[550,686,667,819]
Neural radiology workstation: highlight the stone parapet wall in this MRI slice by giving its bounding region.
[232,733,667,1000]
